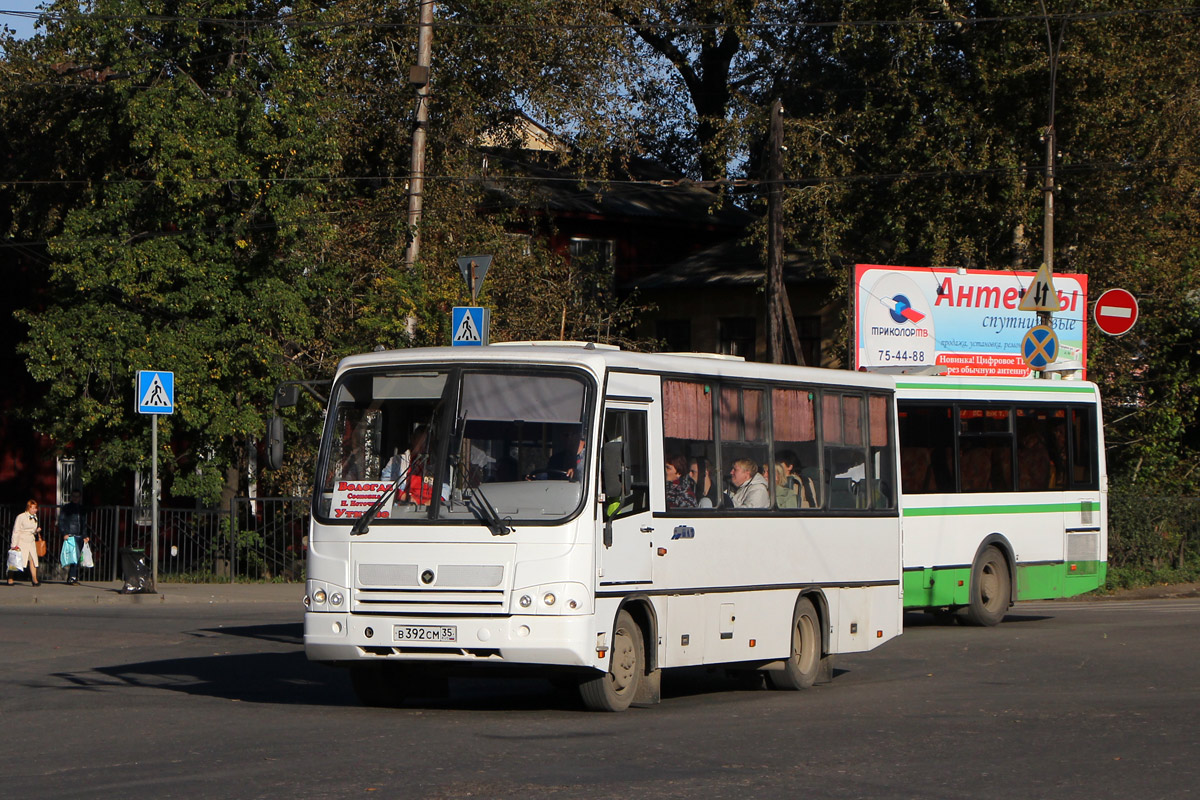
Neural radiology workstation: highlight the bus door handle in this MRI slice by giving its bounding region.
[640,525,654,533]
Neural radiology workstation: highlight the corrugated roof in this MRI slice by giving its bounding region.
[480,149,755,229]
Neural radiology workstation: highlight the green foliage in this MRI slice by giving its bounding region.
[4,0,1199,509]
[7,0,342,503]
[1106,490,1200,589]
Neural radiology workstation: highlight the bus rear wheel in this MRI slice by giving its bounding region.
[963,545,1011,626]
[768,596,821,690]
[580,609,643,711]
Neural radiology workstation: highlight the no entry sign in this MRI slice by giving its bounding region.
[1094,288,1139,336]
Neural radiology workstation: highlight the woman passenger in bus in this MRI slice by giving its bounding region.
[775,450,818,508]
[397,425,431,505]
[689,457,717,508]
[728,458,770,508]
[775,462,798,508]
[665,454,697,509]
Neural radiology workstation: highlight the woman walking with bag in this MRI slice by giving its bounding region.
[8,499,42,586]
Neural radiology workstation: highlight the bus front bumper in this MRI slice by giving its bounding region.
[304,611,600,669]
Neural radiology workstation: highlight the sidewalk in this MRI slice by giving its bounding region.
[0,578,303,607]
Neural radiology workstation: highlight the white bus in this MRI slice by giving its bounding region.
[895,376,1107,625]
[302,343,903,710]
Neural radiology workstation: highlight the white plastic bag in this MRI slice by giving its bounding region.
[80,542,95,569]
[7,547,22,572]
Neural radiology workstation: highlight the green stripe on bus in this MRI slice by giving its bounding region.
[904,501,1098,517]
[903,561,1107,609]
[895,381,1095,394]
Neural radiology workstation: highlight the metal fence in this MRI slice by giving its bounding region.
[1,498,309,583]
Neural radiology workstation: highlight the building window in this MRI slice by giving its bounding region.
[506,233,533,257]
[56,457,82,506]
[719,317,756,360]
[568,237,614,270]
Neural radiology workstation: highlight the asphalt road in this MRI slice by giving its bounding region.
[3,596,1198,799]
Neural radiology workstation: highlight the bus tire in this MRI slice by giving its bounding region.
[767,596,821,690]
[349,662,407,707]
[580,610,643,711]
[963,545,1011,626]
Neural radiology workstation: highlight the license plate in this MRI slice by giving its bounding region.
[393,624,457,643]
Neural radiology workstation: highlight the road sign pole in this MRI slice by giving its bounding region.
[151,414,159,589]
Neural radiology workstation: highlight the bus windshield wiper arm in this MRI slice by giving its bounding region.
[468,485,513,536]
[458,466,512,537]
[350,461,416,536]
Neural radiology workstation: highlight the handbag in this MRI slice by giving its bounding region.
[80,542,94,569]
[36,537,47,558]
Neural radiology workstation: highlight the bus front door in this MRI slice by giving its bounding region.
[599,407,654,588]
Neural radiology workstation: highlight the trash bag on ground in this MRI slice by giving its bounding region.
[120,548,154,593]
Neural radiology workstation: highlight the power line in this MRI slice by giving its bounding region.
[1,154,1194,192]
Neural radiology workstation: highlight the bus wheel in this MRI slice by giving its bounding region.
[580,610,643,711]
[768,596,821,690]
[963,545,1011,626]
[349,662,406,707]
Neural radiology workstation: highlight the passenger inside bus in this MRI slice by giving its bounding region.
[664,453,698,509]
[775,450,818,508]
[728,458,770,508]
[689,457,717,508]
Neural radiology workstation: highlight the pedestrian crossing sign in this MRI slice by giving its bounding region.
[137,370,175,414]
[451,307,489,346]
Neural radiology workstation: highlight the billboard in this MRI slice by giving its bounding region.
[854,264,1087,378]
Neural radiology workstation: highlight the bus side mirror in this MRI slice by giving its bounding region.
[265,416,284,470]
[275,383,300,409]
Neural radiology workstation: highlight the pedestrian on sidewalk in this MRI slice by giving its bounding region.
[8,499,42,586]
[59,490,90,585]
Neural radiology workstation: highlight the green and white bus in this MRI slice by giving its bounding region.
[302,343,904,710]
[895,377,1107,625]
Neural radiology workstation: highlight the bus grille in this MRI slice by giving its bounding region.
[353,562,507,614]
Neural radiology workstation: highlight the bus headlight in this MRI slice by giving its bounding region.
[512,583,588,615]
[306,580,347,612]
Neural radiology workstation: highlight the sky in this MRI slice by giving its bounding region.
[1,2,45,40]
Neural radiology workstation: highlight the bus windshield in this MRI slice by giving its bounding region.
[315,366,593,526]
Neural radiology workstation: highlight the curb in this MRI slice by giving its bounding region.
[0,580,303,608]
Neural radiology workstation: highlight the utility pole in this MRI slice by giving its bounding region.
[1039,2,1064,378]
[404,0,435,270]
[766,99,806,365]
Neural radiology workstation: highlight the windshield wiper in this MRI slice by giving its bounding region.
[466,484,514,537]
[350,456,422,536]
[454,461,513,536]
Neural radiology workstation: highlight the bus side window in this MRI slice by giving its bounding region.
[898,403,956,494]
[1070,407,1097,488]
[662,379,717,509]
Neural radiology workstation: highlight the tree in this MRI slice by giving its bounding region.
[7,0,343,504]
[1056,7,1200,491]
